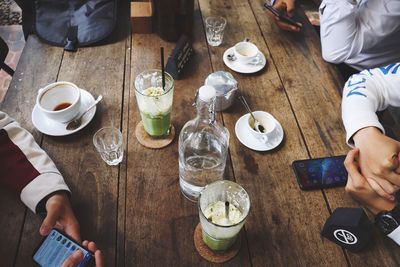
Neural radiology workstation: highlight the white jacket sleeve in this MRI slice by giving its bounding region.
[342,63,400,146]
[0,111,70,213]
[319,0,359,64]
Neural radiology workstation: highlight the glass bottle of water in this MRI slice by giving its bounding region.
[179,85,230,202]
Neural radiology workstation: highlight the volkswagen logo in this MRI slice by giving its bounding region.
[333,229,357,245]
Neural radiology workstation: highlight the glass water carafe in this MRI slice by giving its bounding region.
[179,85,230,202]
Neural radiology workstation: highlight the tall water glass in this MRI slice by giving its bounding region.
[93,127,123,165]
[205,16,227,46]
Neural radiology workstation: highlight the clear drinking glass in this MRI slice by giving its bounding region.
[134,69,174,138]
[205,16,227,46]
[93,127,123,165]
[198,180,250,252]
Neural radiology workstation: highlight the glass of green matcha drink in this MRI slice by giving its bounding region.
[198,180,250,252]
[134,70,174,138]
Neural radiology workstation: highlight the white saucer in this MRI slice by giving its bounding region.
[32,88,96,136]
[235,113,284,151]
[223,47,267,74]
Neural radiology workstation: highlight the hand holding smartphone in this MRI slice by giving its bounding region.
[33,229,94,267]
[292,155,348,190]
[264,3,302,29]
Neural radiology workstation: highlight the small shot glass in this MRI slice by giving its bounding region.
[93,127,123,166]
[205,16,227,47]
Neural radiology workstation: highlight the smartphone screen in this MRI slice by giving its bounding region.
[292,155,348,190]
[33,229,93,267]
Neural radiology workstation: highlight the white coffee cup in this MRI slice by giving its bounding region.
[36,81,81,123]
[234,41,261,65]
[247,111,277,144]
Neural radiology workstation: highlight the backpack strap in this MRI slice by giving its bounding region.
[64,26,78,52]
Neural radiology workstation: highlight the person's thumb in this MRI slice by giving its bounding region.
[386,146,400,171]
[39,206,61,236]
[274,1,287,12]
[285,0,296,16]
[394,152,400,173]
[61,250,84,267]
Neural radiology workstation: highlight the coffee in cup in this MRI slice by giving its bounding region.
[36,81,81,123]
[247,111,277,143]
[234,41,262,65]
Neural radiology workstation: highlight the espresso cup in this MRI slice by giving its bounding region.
[36,81,81,123]
[234,41,261,65]
[247,111,277,144]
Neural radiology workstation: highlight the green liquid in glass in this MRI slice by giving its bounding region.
[141,110,171,137]
[202,230,237,252]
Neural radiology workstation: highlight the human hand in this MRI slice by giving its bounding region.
[268,0,302,32]
[39,191,81,242]
[61,241,104,267]
[345,148,396,215]
[353,127,400,201]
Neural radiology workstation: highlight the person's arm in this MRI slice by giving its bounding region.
[319,0,360,65]
[0,111,80,240]
[342,64,400,145]
[342,64,400,200]
[0,111,69,212]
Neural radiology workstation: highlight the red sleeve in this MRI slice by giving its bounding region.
[0,129,39,194]
[0,111,70,213]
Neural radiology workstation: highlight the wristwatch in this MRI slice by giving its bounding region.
[376,205,400,245]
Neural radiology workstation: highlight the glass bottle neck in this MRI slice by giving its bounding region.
[196,97,215,123]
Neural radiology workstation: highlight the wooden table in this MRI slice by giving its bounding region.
[1,0,399,266]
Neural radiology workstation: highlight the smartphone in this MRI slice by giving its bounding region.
[292,155,348,190]
[263,3,302,28]
[33,229,94,267]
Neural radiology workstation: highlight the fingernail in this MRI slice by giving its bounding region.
[72,250,84,259]
[40,225,49,235]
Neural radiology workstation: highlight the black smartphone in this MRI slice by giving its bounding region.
[33,229,94,267]
[263,3,302,28]
[292,155,348,190]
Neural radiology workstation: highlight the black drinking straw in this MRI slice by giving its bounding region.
[160,47,166,90]
[225,201,230,220]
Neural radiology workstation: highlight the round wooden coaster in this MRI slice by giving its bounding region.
[135,121,175,149]
[193,223,241,263]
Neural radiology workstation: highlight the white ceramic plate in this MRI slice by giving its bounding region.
[32,88,96,136]
[235,113,284,151]
[223,46,267,74]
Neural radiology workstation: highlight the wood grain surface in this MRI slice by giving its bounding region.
[0,0,399,266]
[200,0,347,266]
[123,1,250,265]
